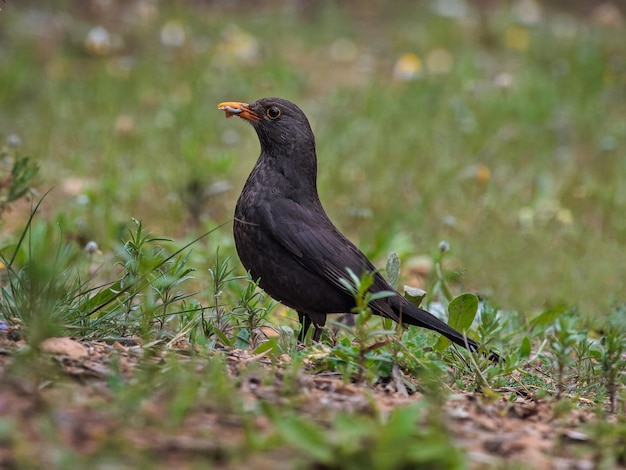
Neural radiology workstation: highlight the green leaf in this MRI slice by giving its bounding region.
[213,327,234,348]
[236,328,250,349]
[385,251,401,289]
[434,293,478,351]
[273,415,333,463]
[7,156,39,202]
[529,304,568,332]
[448,293,479,331]
[403,285,426,308]
[369,290,395,302]
[254,338,277,355]
[81,280,124,315]
[519,336,531,359]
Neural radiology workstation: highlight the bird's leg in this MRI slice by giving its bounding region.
[312,324,323,342]
[297,311,312,342]
[309,313,327,342]
[297,311,327,342]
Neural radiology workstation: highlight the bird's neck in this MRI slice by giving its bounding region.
[250,144,320,206]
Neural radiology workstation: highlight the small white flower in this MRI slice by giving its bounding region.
[85,241,99,255]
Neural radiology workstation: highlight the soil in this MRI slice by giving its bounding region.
[0,333,609,469]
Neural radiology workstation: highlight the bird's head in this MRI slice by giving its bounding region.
[218,97,315,155]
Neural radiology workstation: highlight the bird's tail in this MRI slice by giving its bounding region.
[389,295,501,361]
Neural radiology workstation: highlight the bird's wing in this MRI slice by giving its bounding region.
[261,198,400,320]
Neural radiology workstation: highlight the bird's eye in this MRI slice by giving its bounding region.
[266,106,281,119]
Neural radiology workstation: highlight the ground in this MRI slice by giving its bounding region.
[0,331,609,469]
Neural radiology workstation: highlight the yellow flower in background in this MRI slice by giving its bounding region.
[460,164,491,183]
[476,164,491,184]
[393,53,423,80]
[505,25,530,51]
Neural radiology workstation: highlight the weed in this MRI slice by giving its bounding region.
[546,312,587,399]
[332,268,397,382]
[265,399,464,469]
[0,202,79,348]
[599,307,626,413]
[231,276,275,350]
[0,153,39,218]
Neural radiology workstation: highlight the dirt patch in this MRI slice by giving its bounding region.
[0,333,609,469]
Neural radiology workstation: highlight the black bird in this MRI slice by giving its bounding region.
[218,97,492,357]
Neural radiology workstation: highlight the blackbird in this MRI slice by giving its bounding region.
[218,97,492,357]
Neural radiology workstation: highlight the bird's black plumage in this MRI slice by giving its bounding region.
[219,97,494,357]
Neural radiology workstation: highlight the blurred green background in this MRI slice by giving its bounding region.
[1,0,625,317]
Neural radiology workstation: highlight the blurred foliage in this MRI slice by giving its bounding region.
[5,2,626,320]
[1,1,625,316]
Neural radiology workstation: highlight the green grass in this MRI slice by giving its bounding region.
[3,1,624,313]
[1,1,626,468]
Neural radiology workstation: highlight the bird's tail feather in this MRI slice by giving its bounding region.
[390,296,502,362]
[390,296,480,351]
